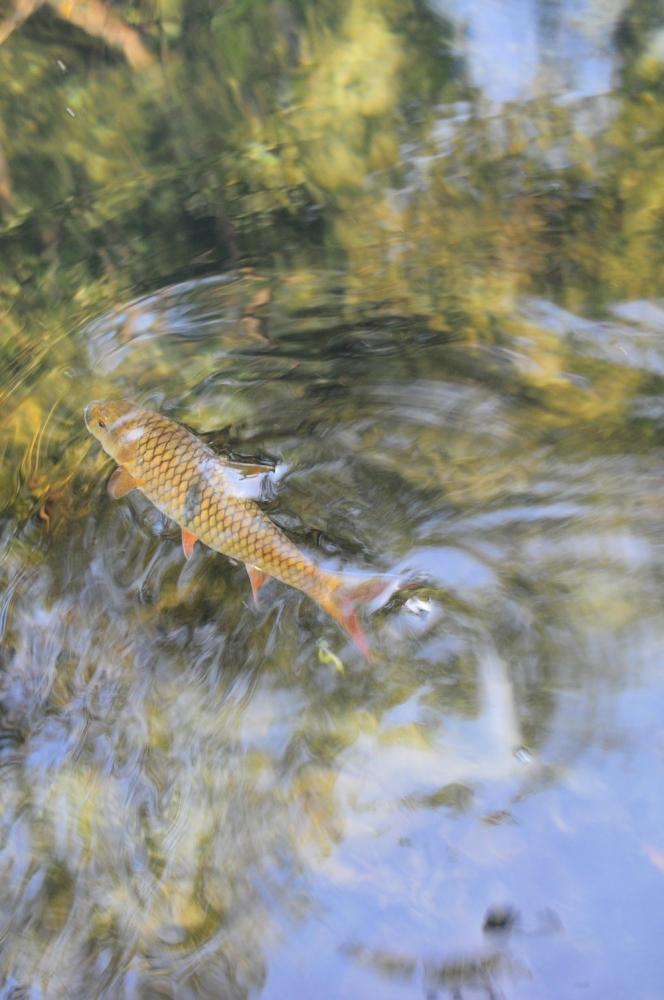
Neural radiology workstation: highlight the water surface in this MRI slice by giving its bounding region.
[1,1,664,997]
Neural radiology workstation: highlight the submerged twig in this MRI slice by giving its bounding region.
[50,0,154,68]
[0,0,41,46]
[0,141,13,209]
[0,0,155,69]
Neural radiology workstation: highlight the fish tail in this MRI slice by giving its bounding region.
[339,575,395,605]
[321,589,373,660]
[321,574,398,659]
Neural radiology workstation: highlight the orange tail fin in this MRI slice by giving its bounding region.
[322,574,402,660]
[323,591,373,659]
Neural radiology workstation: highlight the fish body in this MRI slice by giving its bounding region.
[84,399,376,655]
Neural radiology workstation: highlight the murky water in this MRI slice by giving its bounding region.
[2,1,664,997]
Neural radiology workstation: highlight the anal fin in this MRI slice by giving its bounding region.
[182,528,198,560]
[246,565,270,604]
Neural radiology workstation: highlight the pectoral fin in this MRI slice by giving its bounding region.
[226,457,276,478]
[246,565,270,603]
[107,467,138,499]
[182,529,198,560]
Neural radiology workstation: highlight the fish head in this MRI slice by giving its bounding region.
[84,399,147,463]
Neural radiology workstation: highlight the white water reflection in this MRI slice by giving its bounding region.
[438,0,623,103]
[336,644,525,817]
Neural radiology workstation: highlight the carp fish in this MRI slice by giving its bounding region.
[84,399,385,656]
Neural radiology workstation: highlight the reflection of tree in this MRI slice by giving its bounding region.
[615,0,664,92]
[0,0,663,329]
[0,0,469,323]
[344,941,529,998]
[535,0,564,88]
[0,549,347,996]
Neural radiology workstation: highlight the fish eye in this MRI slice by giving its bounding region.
[97,418,106,429]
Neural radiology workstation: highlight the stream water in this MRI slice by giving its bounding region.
[1,1,664,997]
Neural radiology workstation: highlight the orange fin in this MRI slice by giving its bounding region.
[340,603,372,659]
[227,458,275,478]
[182,528,198,560]
[323,574,414,660]
[246,565,270,603]
[340,575,393,604]
[107,467,138,499]
[322,591,373,660]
